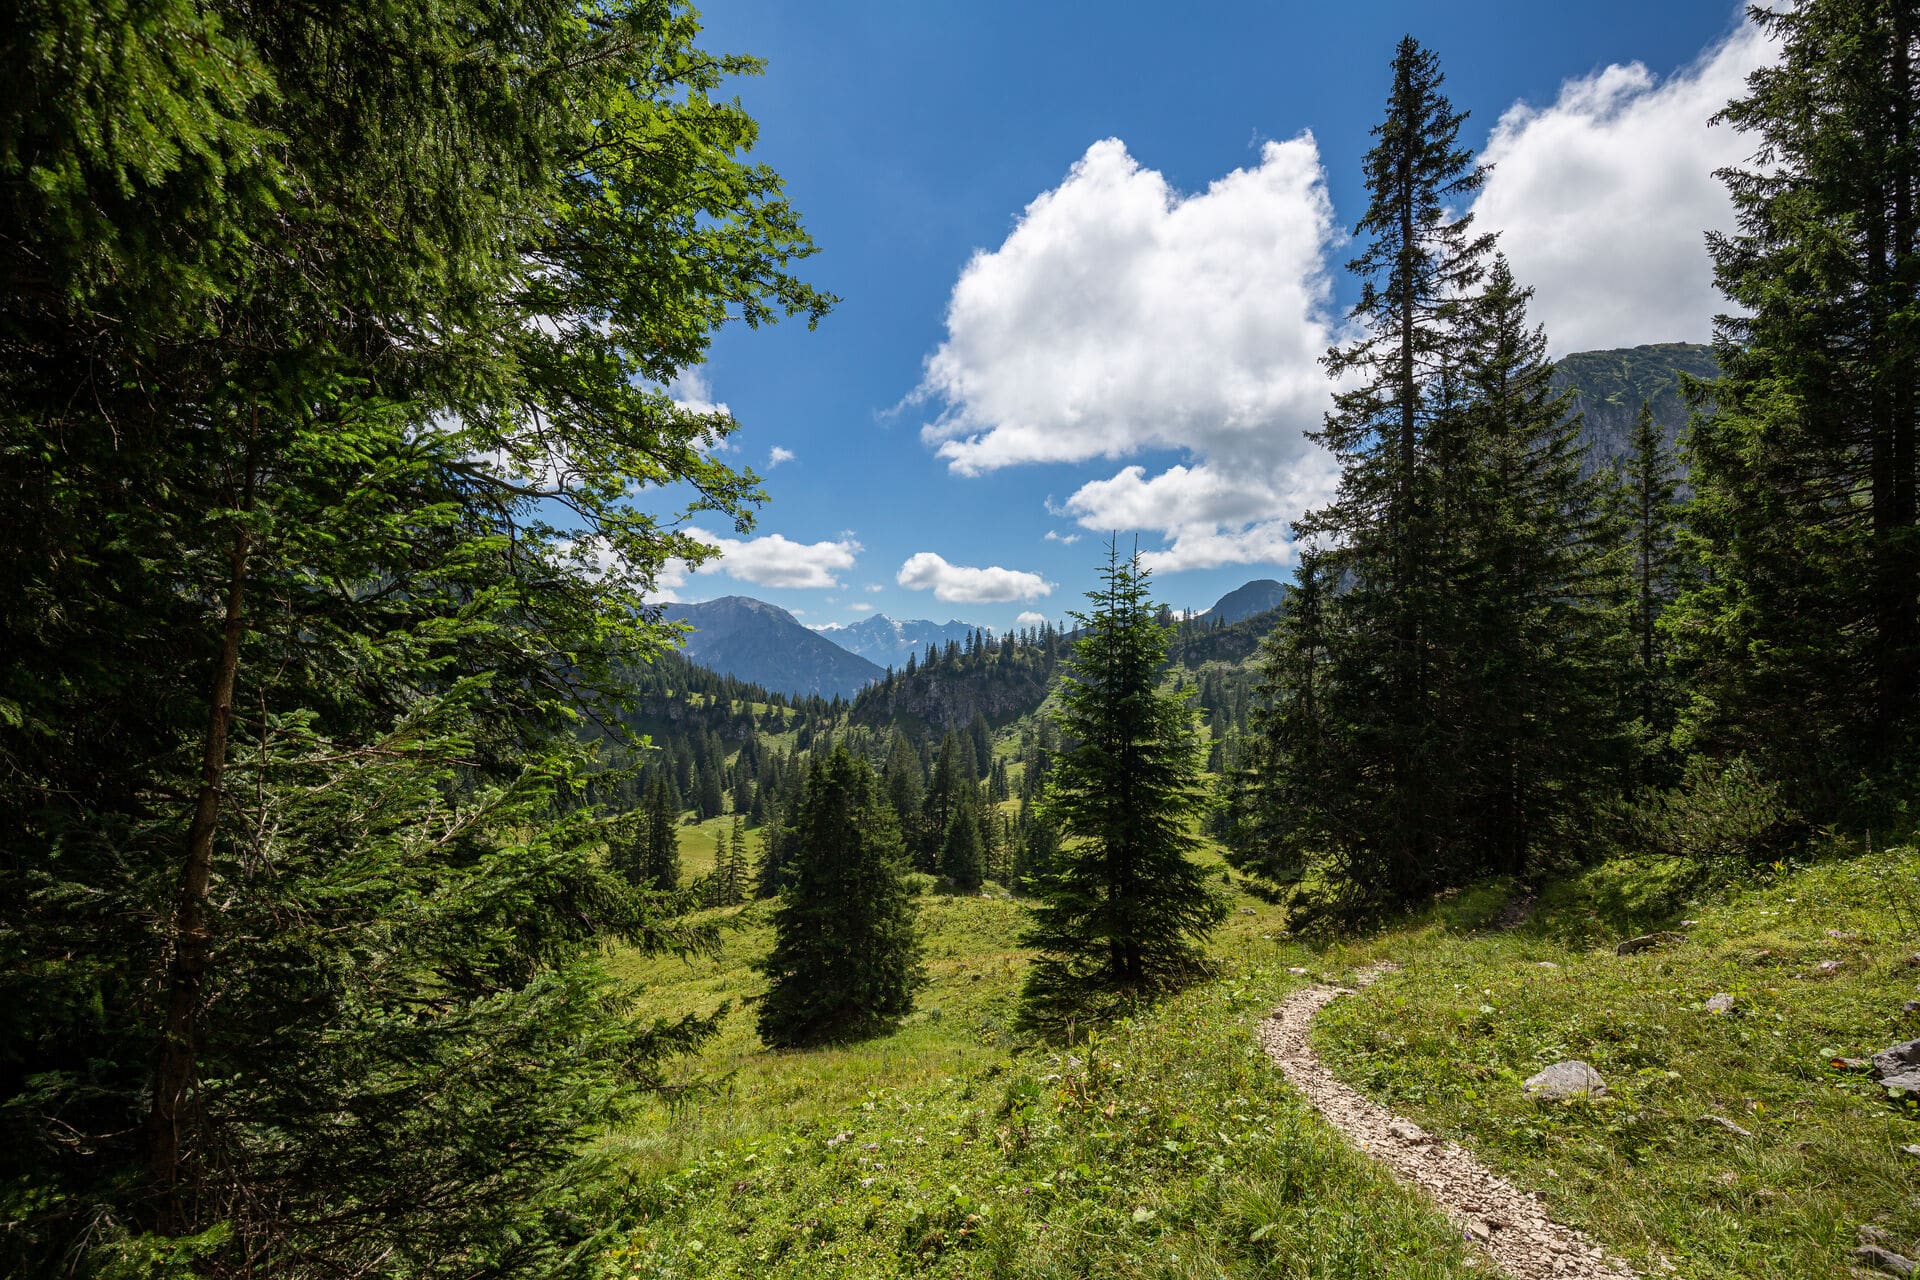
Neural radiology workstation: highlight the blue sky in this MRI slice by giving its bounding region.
[655,1,1764,632]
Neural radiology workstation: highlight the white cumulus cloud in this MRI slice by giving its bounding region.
[1015,610,1051,629]
[1043,529,1081,545]
[662,529,860,594]
[767,445,796,468]
[1470,18,1775,353]
[911,136,1343,572]
[897,552,1054,604]
[917,136,1339,478]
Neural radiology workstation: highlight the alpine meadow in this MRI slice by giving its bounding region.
[4,4,1919,1279]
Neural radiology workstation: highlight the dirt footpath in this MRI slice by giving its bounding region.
[1257,966,1643,1280]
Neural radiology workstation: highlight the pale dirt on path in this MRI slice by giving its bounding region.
[1257,965,1644,1280]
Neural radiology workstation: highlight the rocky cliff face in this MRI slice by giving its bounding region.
[1551,342,1718,474]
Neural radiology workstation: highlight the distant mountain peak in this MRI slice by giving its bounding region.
[1207,579,1289,625]
[661,597,882,700]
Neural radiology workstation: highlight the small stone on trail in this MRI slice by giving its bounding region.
[1904,1001,1920,1015]
[1240,907,1257,915]
[1862,1225,1893,1244]
[1705,993,1735,1013]
[1523,1061,1607,1101]
[1856,1244,1918,1276]
[1902,1144,1920,1159]
[1536,961,1560,969]
[1696,1113,1753,1138]
[1681,919,1701,927]
[1614,932,1684,956]
[1287,966,1310,976]
[1387,1117,1430,1143]
[1817,959,1846,975]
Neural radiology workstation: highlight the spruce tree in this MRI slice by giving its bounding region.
[1625,401,1683,780]
[641,776,681,892]
[968,711,993,776]
[757,750,924,1046]
[1672,0,1920,813]
[1258,36,1497,916]
[1019,545,1226,1027]
[940,786,987,889]
[1452,256,1630,871]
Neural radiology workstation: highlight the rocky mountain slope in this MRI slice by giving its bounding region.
[662,596,884,700]
[1552,342,1718,473]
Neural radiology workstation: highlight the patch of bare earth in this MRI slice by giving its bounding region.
[1258,965,1642,1280]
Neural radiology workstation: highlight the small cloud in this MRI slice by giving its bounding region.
[668,529,861,591]
[1015,610,1049,628]
[1044,530,1081,545]
[896,552,1054,604]
[767,445,796,469]
[864,583,885,594]
[848,603,875,613]
[667,368,730,418]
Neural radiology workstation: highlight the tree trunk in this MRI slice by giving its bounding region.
[147,432,256,1225]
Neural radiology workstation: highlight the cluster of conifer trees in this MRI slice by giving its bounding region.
[1236,6,1918,924]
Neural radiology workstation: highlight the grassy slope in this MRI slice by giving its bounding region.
[1312,850,1920,1279]
[600,858,1479,1279]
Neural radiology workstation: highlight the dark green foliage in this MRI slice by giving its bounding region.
[640,776,682,892]
[757,750,925,1047]
[1626,401,1685,780]
[918,733,975,873]
[1019,546,1227,1027]
[1451,257,1631,873]
[1251,45,1630,919]
[940,787,987,890]
[0,1,828,1273]
[1671,0,1920,821]
[968,712,993,776]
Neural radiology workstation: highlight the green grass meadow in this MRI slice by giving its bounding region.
[595,843,1920,1279]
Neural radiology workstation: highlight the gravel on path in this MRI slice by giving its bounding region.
[1257,965,1643,1280]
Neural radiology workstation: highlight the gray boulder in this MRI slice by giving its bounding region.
[1856,1244,1917,1276]
[1523,1061,1607,1101]
[1614,931,1684,955]
[1873,1039,1920,1094]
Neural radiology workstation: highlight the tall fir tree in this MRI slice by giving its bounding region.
[642,776,682,893]
[940,785,987,890]
[1671,0,1920,814]
[1266,36,1496,914]
[1451,256,1630,871]
[757,750,924,1046]
[1019,545,1226,1027]
[1625,401,1684,781]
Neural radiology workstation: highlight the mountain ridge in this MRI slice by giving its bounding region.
[662,596,884,700]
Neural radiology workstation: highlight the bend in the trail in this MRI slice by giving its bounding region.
[1259,965,1643,1280]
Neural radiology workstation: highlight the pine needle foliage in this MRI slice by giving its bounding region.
[1019,544,1227,1029]
[1671,0,1920,818]
[757,749,924,1047]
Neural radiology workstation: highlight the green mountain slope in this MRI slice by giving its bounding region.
[1551,342,1719,471]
